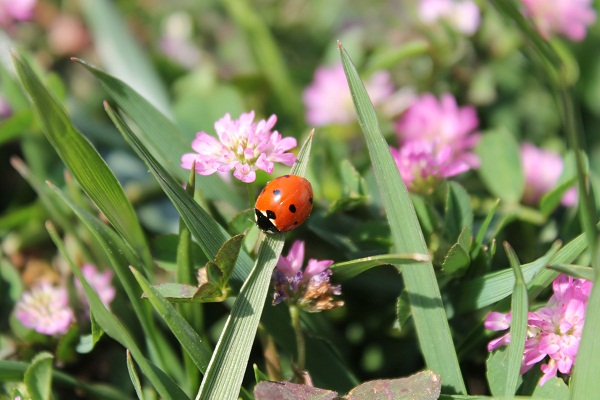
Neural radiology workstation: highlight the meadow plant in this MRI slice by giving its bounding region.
[2,1,600,399]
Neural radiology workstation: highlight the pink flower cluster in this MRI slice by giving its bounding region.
[485,274,592,386]
[520,0,596,41]
[14,265,115,336]
[392,93,480,194]
[520,143,577,206]
[303,63,394,127]
[272,240,343,312]
[0,0,36,26]
[418,0,481,35]
[181,111,297,183]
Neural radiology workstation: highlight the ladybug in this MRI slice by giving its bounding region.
[254,175,313,233]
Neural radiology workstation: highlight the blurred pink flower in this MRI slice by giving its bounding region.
[396,93,480,169]
[485,274,592,386]
[181,111,297,183]
[418,0,481,35]
[0,0,36,25]
[391,140,470,194]
[303,63,393,126]
[74,264,116,311]
[14,283,74,335]
[521,0,596,41]
[520,142,576,206]
[273,240,343,312]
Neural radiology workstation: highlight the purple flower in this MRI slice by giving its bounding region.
[14,283,74,335]
[272,240,343,312]
[485,274,592,386]
[74,264,116,311]
[418,0,481,35]
[391,140,470,194]
[181,111,297,183]
[395,93,480,169]
[0,0,36,26]
[520,142,577,206]
[521,0,596,41]
[303,63,394,126]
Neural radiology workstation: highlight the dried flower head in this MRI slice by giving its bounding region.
[181,111,297,183]
[14,283,74,335]
[272,240,343,313]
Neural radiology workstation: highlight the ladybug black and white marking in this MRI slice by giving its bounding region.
[254,175,313,233]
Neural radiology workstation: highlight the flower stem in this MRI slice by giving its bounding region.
[289,305,306,372]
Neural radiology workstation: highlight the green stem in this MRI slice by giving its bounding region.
[289,305,305,373]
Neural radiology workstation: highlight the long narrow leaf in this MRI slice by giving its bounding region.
[12,52,154,273]
[45,222,188,400]
[331,253,430,280]
[339,43,466,394]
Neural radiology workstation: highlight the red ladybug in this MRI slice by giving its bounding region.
[254,175,313,233]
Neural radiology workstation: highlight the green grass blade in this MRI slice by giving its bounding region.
[548,263,594,282]
[131,267,212,374]
[339,43,466,394]
[502,243,528,396]
[12,52,154,274]
[195,135,313,400]
[331,253,430,280]
[77,0,170,115]
[103,102,253,289]
[46,222,189,400]
[127,350,145,400]
[73,58,244,209]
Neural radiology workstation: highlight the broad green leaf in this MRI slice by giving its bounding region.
[444,182,473,243]
[331,253,430,281]
[77,0,170,115]
[196,134,313,400]
[442,227,471,275]
[211,233,246,288]
[126,350,145,400]
[24,352,53,400]
[346,371,442,400]
[131,268,212,374]
[73,58,244,209]
[340,43,466,394]
[476,129,524,203]
[486,348,523,397]
[12,52,153,273]
[501,243,528,396]
[148,283,200,302]
[531,377,570,399]
[103,102,254,290]
[548,263,594,281]
[46,222,188,400]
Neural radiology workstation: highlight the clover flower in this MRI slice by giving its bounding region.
[74,264,116,311]
[395,93,480,169]
[303,63,394,126]
[391,140,470,194]
[418,0,481,35]
[272,240,343,313]
[485,274,592,386]
[520,0,596,41]
[0,0,36,26]
[181,111,297,183]
[520,142,577,206]
[14,283,74,335]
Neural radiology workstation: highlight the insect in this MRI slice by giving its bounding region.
[254,175,313,233]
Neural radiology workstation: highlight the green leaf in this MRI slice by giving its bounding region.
[12,52,153,273]
[444,182,473,243]
[474,199,500,248]
[501,243,528,396]
[24,352,53,400]
[0,110,33,145]
[331,253,430,281]
[540,176,577,216]
[486,348,523,397]
[254,381,337,400]
[531,376,570,399]
[195,134,314,400]
[442,227,471,275]
[364,40,430,74]
[77,0,170,114]
[346,371,442,400]
[211,233,246,288]
[148,283,200,302]
[46,222,188,400]
[126,350,145,400]
[547,263,594,281]
[73,60,243,209]
[339,43,466,394]
[329,160,369,213]
[131,268,212,374]
[476,129,524,203]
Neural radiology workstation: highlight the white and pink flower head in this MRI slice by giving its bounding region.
[303,62,394,127]
[0,0,36,26]
[418,0,481,35]
[181,111,297,183]
[14,283,74,335]
[520,0,596,41]
[272,240,343,312]
[74,264,116,312]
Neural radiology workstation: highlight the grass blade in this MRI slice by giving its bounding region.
[339,42,466,394]
[331,253,430,280]
[12,52,154,274]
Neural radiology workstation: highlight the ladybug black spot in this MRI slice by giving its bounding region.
[266,210,277,220]
[283,174,290,178]
[273,189,282,199]
[289,204,296,213]
[309,197,313,204]
[294,221,298,225]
